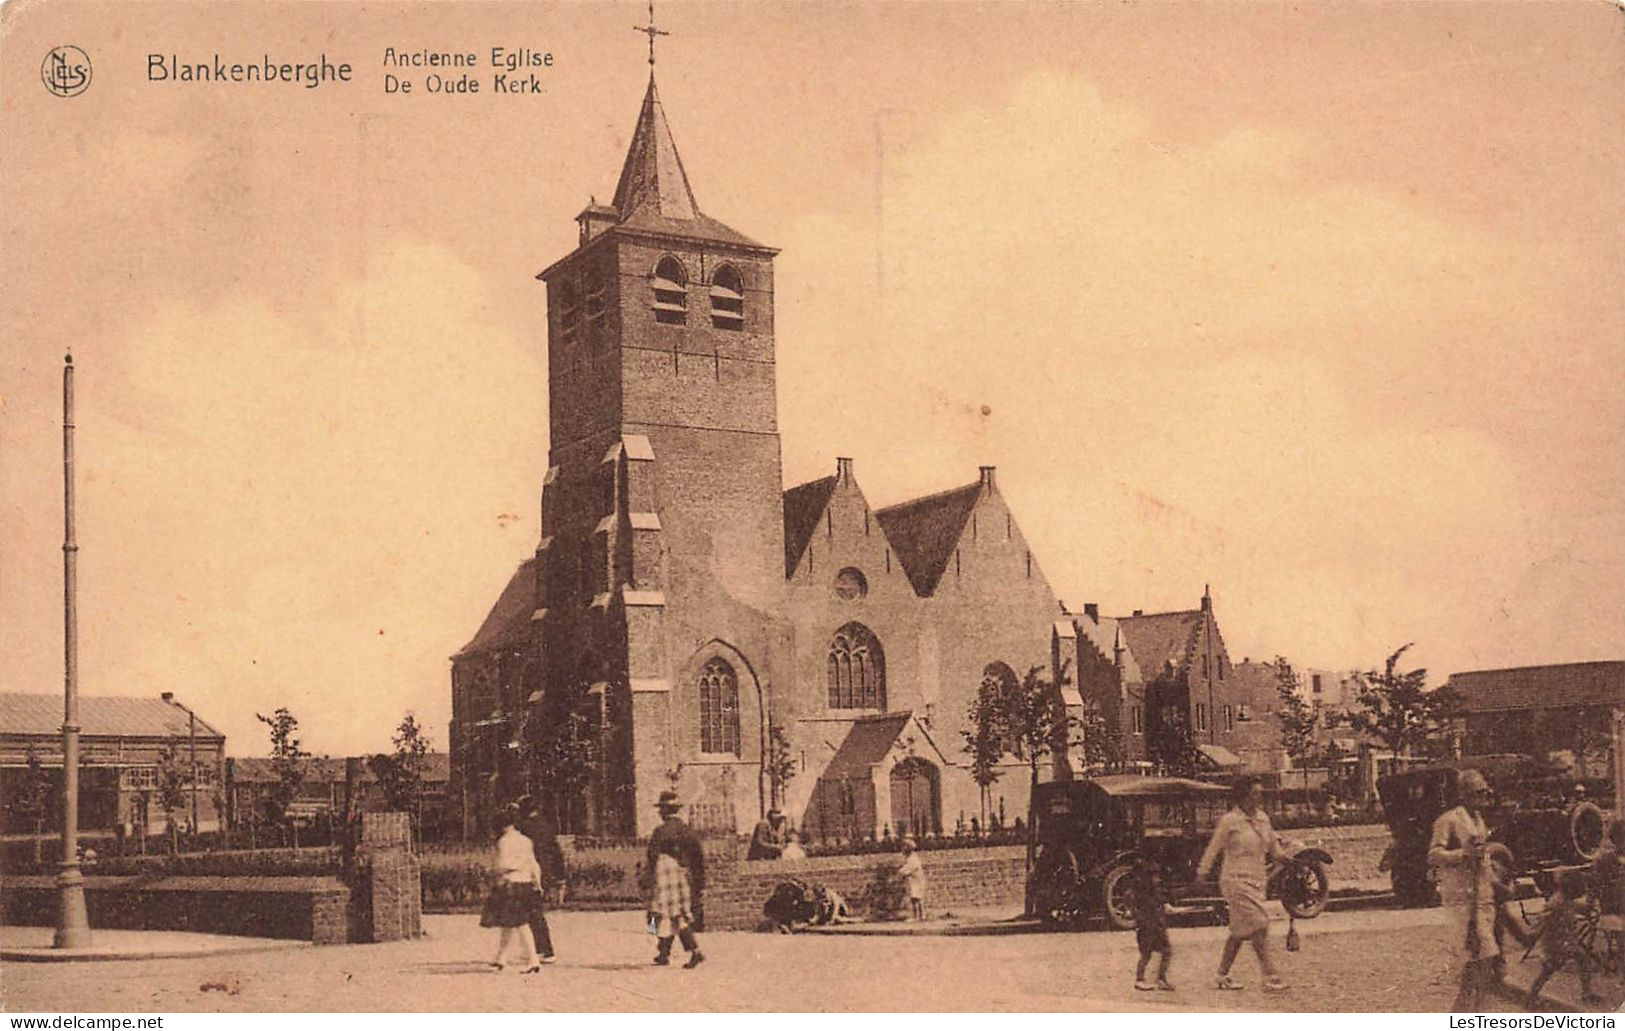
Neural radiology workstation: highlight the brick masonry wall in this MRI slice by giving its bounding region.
[0,875,352,944]
[1281,822,1391,884]
[702,846,1028,931]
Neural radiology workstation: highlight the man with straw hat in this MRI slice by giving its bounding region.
[644,789,706,968]
[1430,767,1499,1010]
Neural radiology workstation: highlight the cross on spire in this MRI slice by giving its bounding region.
[633,0,668,67]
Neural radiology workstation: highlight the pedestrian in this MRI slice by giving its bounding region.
[897,837,926,920]
[479,806,543,974]
[781,829,807,861]
[747,807,790,860]
[1196,775,1287,992]
[644,789,706,969]
[1526,869,1605,1009]
[1131,858,1175,992]
[516,794,565,964]
[1428,768,1500,1011]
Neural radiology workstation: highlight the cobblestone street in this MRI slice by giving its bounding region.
[1,908,1542,1013]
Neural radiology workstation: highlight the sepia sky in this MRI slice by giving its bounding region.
[2,1,1622,757]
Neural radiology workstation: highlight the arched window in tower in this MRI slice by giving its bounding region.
[652,257,687,326]
[698,657,740,756]
[827,623,885,710]
[710,265,744,331]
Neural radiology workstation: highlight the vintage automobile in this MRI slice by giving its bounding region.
[1025,775,1334,930]
[1376,757,1610,907]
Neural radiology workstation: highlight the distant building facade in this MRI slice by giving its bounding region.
[225,753,452,839]
[1445,661,1625,777]
[0,693,226,837]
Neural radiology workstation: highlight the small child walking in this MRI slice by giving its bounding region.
[1527,869,1604,1009]
[1131,860,1174,992]
[898,837,926,920]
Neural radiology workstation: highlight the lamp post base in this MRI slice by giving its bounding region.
[53,864,92,949]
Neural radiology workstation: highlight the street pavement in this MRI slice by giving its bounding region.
[0,906,1603,1013]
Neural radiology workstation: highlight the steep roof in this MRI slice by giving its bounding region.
[455,557,537,659]
[782,475,838,576]
[606,75,764,250]
[874,482,981,596]
[1445,661,1625,714]
[1115,609,1205,680]
[1074,614,1144,684]
[0,693,224,740]
[817,713,950,781]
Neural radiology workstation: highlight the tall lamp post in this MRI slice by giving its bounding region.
[55,353,91,948]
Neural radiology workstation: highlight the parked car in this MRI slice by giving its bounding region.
[1025,775,1334,930]
[1376,756,1610,907]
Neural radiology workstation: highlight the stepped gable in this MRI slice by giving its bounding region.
[454,556,537,659]
[873,481,982,597]
[782,475,838,576]
[1115,608,1205,679]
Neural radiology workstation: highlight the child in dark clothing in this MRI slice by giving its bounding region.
[1131,860,1174,991]
[1527,869,1604,1009]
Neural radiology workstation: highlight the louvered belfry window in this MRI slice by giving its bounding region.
[710,265,744,331]
[827,623,886,710]
[699,657,740,755]
[652,256,687,325]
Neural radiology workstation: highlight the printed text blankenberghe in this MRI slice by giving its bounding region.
[147,54,353,89]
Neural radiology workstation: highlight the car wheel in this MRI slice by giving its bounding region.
[1281,860,1330,919]
[1100,863,1139,931]
[1031,849,1088,930]
[1570,802,1606,863]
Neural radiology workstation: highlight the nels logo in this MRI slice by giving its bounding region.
[42,45,92,97]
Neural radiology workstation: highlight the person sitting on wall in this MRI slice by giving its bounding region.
[748,807,790,860]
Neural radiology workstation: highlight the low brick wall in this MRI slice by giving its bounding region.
[1,875,352,944]
[703,846,1028,931]
[1283,823,1391,884]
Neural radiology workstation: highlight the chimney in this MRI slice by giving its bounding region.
[1083,603,1099,625]
[1132,609,1143,617]
[978,466,996,492]
[836,456,854,482]
[161,691,175,704]
[1201,583,1212,612]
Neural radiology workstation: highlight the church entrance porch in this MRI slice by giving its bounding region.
[888,757,941,838]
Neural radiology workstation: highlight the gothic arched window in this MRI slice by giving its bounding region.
[653,256,687,325]
[710,265,744,331]
[698,657,740,755]
[827,623,885,710]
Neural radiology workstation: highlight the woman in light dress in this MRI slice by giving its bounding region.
[479,807,543,973]
[1197,776,1286,992]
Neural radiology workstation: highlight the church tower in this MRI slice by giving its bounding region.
[534,72,784,836]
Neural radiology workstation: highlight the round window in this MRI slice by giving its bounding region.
[833,567,868,601]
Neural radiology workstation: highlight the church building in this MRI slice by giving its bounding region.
[449,65,1255,839]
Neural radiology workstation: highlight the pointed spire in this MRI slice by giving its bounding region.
[611,74,698,222]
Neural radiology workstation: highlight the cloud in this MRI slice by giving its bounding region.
[776,69,1611,676]
[3,241,545,754]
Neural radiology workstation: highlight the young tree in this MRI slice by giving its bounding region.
[961,669,1010,828]
[10,747,53,865]
[1347,644,1452,758]
[155,740,189,855]
[256,708,309,845]
[1147,705,1204,775]
[984,664,1075,880]
[764,721,796,809]
[1274,657,1320,769]
[370,712,431,843]
[526,680,600,833]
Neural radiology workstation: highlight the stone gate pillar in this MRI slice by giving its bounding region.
[359,811,422,942]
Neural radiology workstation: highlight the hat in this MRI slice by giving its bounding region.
[767,806,783,817]
[901,836,918,850]
[1457,769,1490,799]
[656,789,683,811]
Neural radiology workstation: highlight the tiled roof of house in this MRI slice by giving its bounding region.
[228,753,451,784]
[782,475,838,576]
[455,557,537,659]
[1445,661,1625,714]
[0,693,224,740]
[1074,614,1143,684]
[874,482,981,597]
[1115,609,1205,681]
